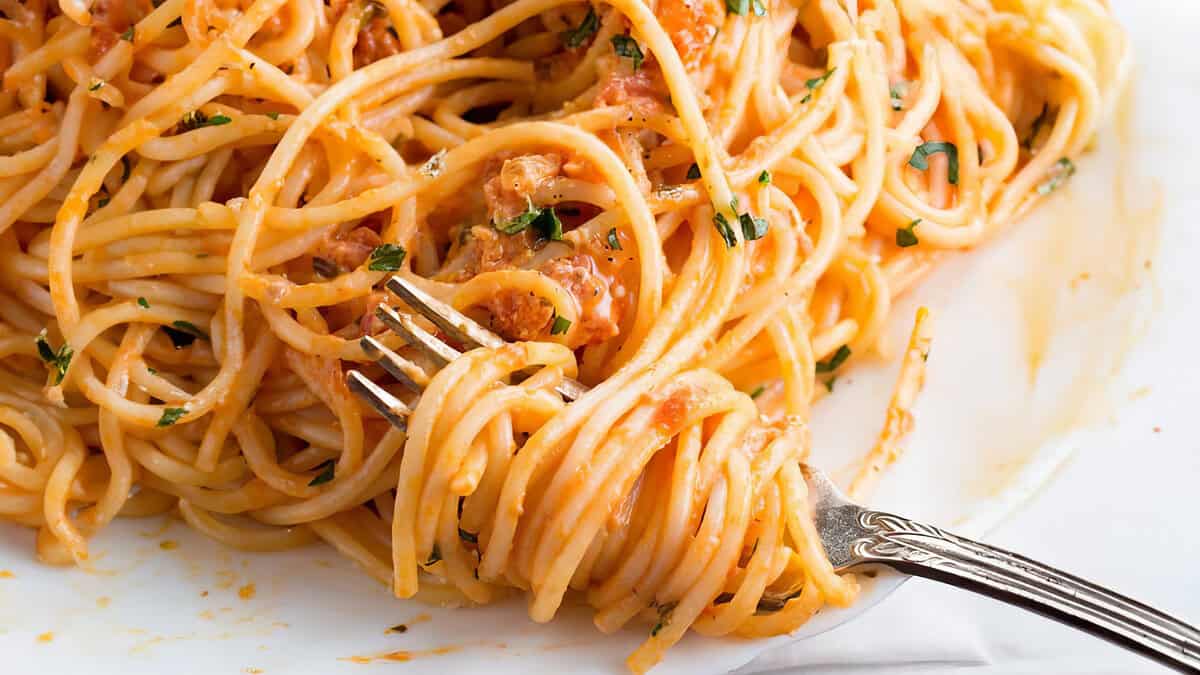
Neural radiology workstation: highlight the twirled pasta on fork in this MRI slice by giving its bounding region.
[0,0,1127,671]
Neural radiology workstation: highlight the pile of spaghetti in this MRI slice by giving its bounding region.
[0,0,1126,670]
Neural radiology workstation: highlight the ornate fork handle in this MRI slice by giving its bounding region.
[825,505,1200,672]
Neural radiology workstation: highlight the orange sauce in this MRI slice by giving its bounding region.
[159,540,179,550]
[0,570,13,578]
[238,583,256,600]
[342,645,461,664]
[37,632,53,643]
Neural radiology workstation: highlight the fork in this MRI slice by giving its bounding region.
[349,275,1200,673]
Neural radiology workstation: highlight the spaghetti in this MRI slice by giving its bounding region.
[0,0,1127,671]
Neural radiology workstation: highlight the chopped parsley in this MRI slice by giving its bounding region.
[495,199,562,241]
[35,330,72,385]
[560,6,599,48]
[610,35,644,71]
[458,528,478,545]
[889,81,908,111]
[750,0,766,15]
[367,244,406,271]
[1036,158,1076,195]
[712,212,738,248]
[137,297,150,308]
[550,315,572,335]
[908,141,960,185]
[607,227,622,250]
[749,385,765,399]
[823,376,836,393]
[650,601,677,637]
[815,345,850,374]
[178,111,232,132]
[121,26,134,41]
[738,212,768,241]
[800,68,835,104]
[308,459,335,486]
[97,197,110,208]
[156,407,187,427]
[418,148,447,178]
[88,80,104,92]
[757,170,771,185]
[725,0,747,14]
[266,112,280,120]
[895,219,920,248]
[312,256,339,278]
[686,163,701,180]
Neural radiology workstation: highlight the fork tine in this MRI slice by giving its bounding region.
[385,276,504,351]
[374,304,461,367]
[381,277,588,402]
[359,335,427,393]
[346,370,411,430]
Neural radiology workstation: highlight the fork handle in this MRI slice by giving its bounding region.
[852,509,1200,672]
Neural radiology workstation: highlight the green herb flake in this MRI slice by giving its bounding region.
[458,528,478,545]
[800,68,836,104]
[757,170,771,185]
[713,212,738,248]
[146,367,158,375]
[531,205,563,242]
[266,112,280,120]
[686,163,701,180]
[121,26,134,41]
[88,80,104,92]
[889,81,908,111]
[550,315,572,336]
[137,297,150,309]
[823,376,836,393]
[178,111,232,131]
[607,227,622,250]
[726,0,749,15]
[610,35,644,71]
[367,244,406,271]
[908,141,960,185]
[738,212,768,241]
[157,407,187,427]
[749,385,765,399]
[750,0,766,15]
[560,6,599,48]
[308,459,335,486]
[34,330,73,385]
[96,197,110,208]
[895,218,920,248]
[650,601,678,637]
[815,344,851,374]
[1036,157,1076,195]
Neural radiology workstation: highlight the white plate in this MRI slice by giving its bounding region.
[0,11,1161,675]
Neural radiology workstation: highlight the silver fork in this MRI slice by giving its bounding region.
[349,275,1200,673]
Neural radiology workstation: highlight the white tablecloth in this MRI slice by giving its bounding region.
[742,2,1200,673]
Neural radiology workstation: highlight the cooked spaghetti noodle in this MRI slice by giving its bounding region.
[0,0,1126,670]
